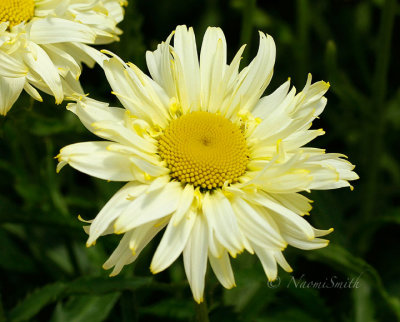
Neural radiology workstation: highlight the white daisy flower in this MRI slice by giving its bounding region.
[0,0,126,115]
[57,25,359,303]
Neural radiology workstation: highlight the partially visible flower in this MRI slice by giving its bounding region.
[0,0,126,115]
[58,26,358,303]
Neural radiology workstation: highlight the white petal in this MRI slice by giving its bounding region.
[129,155,168,177]
[252,79,291,119]
[24,82,43,102]
[41,43,81,78]
[60,42,105,68]
[183,214,208,303]
[114,181,182,233]
[209,250,236,289]
[24,42,63,103]
[67,97,125,128]
[150,209,196,273]
[224,32,276,116]
[29,18,96,44]
[202,191,249,257]
[200,27,227,113]
[87,182,147,246]
[104,218,168,277]
[232,197,286,249]
[245,191,314,239]
[0,51,28,78]
[0,76,25,115]
[284,236,329,250]
[172,183,195,226]
[67,97,158,157]
[58,141,136,181]
[274,251,293,272]
[173,25,201,113]
[103,57,170,127]
[128,218,168,254]
[145,31,176,98]
[252,243,278,281]
[102,231,135,276]
[269,193,313,216]
[61,71,84,97]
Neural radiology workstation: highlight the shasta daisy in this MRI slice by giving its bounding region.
[57,25,359,303]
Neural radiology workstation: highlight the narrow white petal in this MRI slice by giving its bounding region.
[67,98,157,154]
[128,218,168,254]
[145,31,176,98]
[284,236,329,250]
[151,209,196,273]
[24,82,43,102]
[252,79,291,119]
[61,71,84,97]
[183,214,208,303]
[58,141,136,181]
[41,44,81,78]
[225,32,276,116]
[313,227,334,237]
[173,25,201,112]
[202,191,248,257]
[103,57,169,127]
[0,51,28,78]
[274,251,293,272]
[29,18,96,44]
[233,197,286,249]
[172,184,195,226]
[0,76,25,115]
[103,231,135,276]
[252,244,278,281]
[104,218,168,276]
[114,181,182,233]
[87,182,147,246]
[245,191,314,239]
[200,27,227,113]
[269,193,313,216]
[209,250,236,289]
[24,42,63,103]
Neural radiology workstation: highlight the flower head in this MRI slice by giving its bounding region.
[57,25,358,303]
[0,0,126,115]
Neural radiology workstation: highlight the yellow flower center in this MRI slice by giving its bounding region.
[158,111,249,190]
[0,0,35,27]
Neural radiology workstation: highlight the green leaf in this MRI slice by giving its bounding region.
[8,276,153,321]
[0,229,36,273]
[306,244,400,319]
[51,293,120,322]
[139,298,194,320]
[9,283,66,322]
[353,278,375,322]
[65,276,153,295]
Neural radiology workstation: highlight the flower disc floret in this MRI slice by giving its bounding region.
[158,111,249,190]
[0,0,35,27]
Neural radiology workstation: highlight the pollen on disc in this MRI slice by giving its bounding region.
[158,111,249,190]
[0,0,35,27]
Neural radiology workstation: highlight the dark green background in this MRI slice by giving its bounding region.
[1,0,399,321]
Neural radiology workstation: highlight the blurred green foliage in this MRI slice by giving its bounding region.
[1,0,400,321]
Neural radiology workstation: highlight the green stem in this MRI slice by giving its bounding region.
[240,0,257,65]
[361,0,396,229]
[121,291,138,322]
[195,301,210,322]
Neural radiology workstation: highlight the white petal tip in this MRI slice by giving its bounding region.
[194,297,204,304]
[86,241,95,247]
